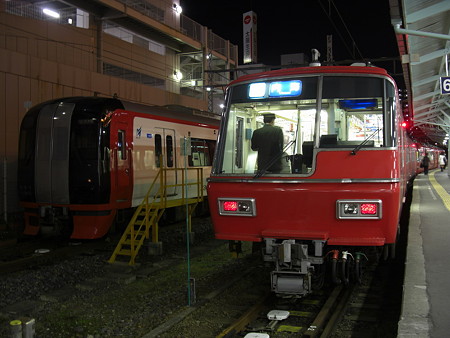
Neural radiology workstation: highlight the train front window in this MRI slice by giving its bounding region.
[216,75,391,176]
[319,76,386,149]
[220,99,317,175]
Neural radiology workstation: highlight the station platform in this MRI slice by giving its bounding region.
[398,167,450,338]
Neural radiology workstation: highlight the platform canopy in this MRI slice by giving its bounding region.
[390,0,450,148]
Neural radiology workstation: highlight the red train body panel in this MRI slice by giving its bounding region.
[210,150,404,245]
[207,64,417,296]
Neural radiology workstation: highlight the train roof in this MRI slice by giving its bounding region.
[122,101,221,127]
[31,96,220,127]
[229,65,392,87]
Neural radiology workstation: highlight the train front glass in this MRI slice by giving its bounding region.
[213,74,396,176]
[18,99,112,205]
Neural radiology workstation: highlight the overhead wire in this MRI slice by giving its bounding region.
[318,0,366,62]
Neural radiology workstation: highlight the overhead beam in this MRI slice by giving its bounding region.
[412,74,443,87]
[414,97,449,112]
[406,2,450,24]
[414,119,450,128]
[414,89,442,101]
[414,108,444,118]
[394,26,450,41]
[410,47,450,65]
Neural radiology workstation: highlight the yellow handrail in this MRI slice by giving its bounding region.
[108,162,205,265]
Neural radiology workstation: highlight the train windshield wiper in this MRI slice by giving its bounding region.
[351,128,380,155]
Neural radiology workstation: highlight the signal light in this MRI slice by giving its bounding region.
[336,200,382,219]
[222,201,238,212]
[360,203,377,215]
[218,198,256,216]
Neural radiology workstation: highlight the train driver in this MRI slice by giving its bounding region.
[251,113,284,173]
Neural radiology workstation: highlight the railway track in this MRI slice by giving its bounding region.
[0,236,112,275]
[216,285,350,337]
[216,259,402,337]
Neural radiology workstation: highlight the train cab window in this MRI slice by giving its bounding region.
[216,75,394,176]
[118,130,126,160]
[319,77,386,148]
[155,134,162,167]
[318,98,384,148]
[166,135,174,167]
[188,138,215,166]
[235,117,244,168]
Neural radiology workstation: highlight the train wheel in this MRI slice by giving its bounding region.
[341,259,350,285]
[355,260,361,284]
[331,259,341,284]
[382,243,396,260]
[390,242,396,259]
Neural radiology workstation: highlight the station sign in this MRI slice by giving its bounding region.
[243,11,257,64]
[440,76,450,95]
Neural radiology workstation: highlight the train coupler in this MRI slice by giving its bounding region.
[271,270,312,297]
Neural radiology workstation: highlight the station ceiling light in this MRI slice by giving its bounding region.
[42,8,60,19]
[173,3,182,14]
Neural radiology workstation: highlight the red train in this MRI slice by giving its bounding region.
[18,97,219,239]
[207,65,417,297]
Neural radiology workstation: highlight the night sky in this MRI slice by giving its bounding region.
[180,0,399,68]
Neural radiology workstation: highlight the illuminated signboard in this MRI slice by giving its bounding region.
[339,99,378,110]
[248,80,302,99]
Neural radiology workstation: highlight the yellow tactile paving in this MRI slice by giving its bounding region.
[428,171,450,212]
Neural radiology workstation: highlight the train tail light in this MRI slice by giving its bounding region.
[336,200,382,219]
[218,198,256,216]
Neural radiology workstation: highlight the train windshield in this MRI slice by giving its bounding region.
[216,74,394,175]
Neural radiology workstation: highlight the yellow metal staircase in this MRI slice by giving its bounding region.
[108,166,204,265]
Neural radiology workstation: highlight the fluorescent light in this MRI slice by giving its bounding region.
[43,8,60,19]
[173,4,182,14]
[173,71,183,81]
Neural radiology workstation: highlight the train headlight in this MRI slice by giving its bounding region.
[218,198,256,216]
[337,200,382,219]
[343,203,358,214]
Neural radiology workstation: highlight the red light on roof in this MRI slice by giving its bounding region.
[223,201,238,211]
[360,203,377,215]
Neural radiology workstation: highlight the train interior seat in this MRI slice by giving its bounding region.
[319,134,338,147]
[302,141,314,168]
[289,154,303,173]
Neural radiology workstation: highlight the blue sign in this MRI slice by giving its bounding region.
[248,80,302,99]
[269,81,302,98]
[440,76,450,95]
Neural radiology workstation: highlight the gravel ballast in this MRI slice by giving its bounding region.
[0,217,268,337]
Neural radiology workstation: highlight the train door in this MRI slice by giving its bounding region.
[155,128,178,196]
[115,121,132,203]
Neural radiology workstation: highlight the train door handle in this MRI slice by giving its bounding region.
[125,168,129,175]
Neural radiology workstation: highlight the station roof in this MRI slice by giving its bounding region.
[390,0,450,147]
